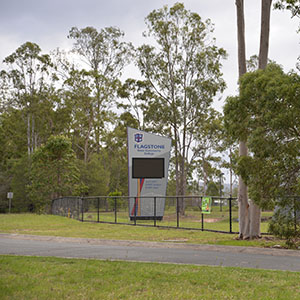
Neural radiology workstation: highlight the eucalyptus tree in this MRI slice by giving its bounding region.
[1,42,54,156]
[68,26,133,152]
[192,109,224,195]
[274,0,300,70]
[63,69,95,163]
[274,0,300,18]
[232,0,273,239]
[136,3,226,212]
[104,111,140,195]
[117,78,153,130]
[225,64,300,212]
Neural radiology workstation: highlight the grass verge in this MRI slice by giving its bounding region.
[1,255,299,300]
[0,214,284,248]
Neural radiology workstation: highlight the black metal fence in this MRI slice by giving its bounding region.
[51,195,242,234]
[51,195,300,235]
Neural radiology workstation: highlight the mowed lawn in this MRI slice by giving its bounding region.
[0,213,282,247]
[1,255,300,300]
[1,214,299,299]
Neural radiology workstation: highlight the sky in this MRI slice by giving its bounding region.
[0,0,299,110]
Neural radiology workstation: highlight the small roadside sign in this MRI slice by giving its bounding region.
[201,196,212,214]
[7,192,13,213]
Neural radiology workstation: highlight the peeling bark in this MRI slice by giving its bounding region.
[236,0,250,239]
[235,0,272,239]
[249,0,272,239]
[238,140,250,239]
[249,200,261,238]
[259,0,272,70]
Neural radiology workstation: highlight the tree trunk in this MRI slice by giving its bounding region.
[31,114,35,153]
[236,0,250,239]
[202,158,208,195]
[236,0,247,77]
[248,0,272,239]
[229,148,233,196]
[238,141,250,238]
[250,200,261,237]
[259,0,272,70]
[174,126,180,197]
[27,113,31,156]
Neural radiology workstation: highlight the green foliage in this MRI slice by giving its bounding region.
[29,135,80,212]
[0,110,27,161]
[10,156,32,212]
[78,153,110,196]
[1,42,57,156]
[224,64,300,209]
[73,183,89,197]
[137,2,227,197]
[108,190,123,210]
[0,6,230,212]
[117,79,152,129]
[206,181,219,196]
[67,26,133,153]
[225,62,300,245]
[104,112,138,195]
[274,0,300,18]
[269,199,300,248]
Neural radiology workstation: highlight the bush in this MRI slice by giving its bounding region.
[108,191,123,211]
[269,199,300,249]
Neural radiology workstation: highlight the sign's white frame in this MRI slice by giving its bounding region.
[127,127,171,219]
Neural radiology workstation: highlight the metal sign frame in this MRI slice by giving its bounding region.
[127,127,171,220]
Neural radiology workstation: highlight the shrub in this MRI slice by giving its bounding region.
[269,199,300,249]
[108,191,123,211]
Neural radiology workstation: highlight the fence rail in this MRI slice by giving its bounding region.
[51,195,300,236]
[51,195,278,235]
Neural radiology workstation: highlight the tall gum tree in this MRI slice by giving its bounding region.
[234,0,273,239]
[235,0,250,239]
[137,3,226,213]
[2,42,53,156]
[63,69,94,164]
[250,0,273,239]
[68,26,133,154]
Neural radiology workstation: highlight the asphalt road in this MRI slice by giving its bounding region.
[1,234,300,272]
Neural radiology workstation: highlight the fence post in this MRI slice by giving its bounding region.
[294,197,297,232]
[97,197,100,223]
[77,198,79,220]
[114,197,117,224]
[105,197,108,212]
[154,197,157,227]
[81,197,84,222]
[134,197,137,226]
[176,197,179,228]
[229,195,232,234]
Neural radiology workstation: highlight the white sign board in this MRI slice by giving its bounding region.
[7,192,13,199]
[127,127,171,219]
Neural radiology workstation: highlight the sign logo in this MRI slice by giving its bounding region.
[134,133,143,143]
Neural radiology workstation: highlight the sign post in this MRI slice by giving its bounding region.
[7,192,13,213]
